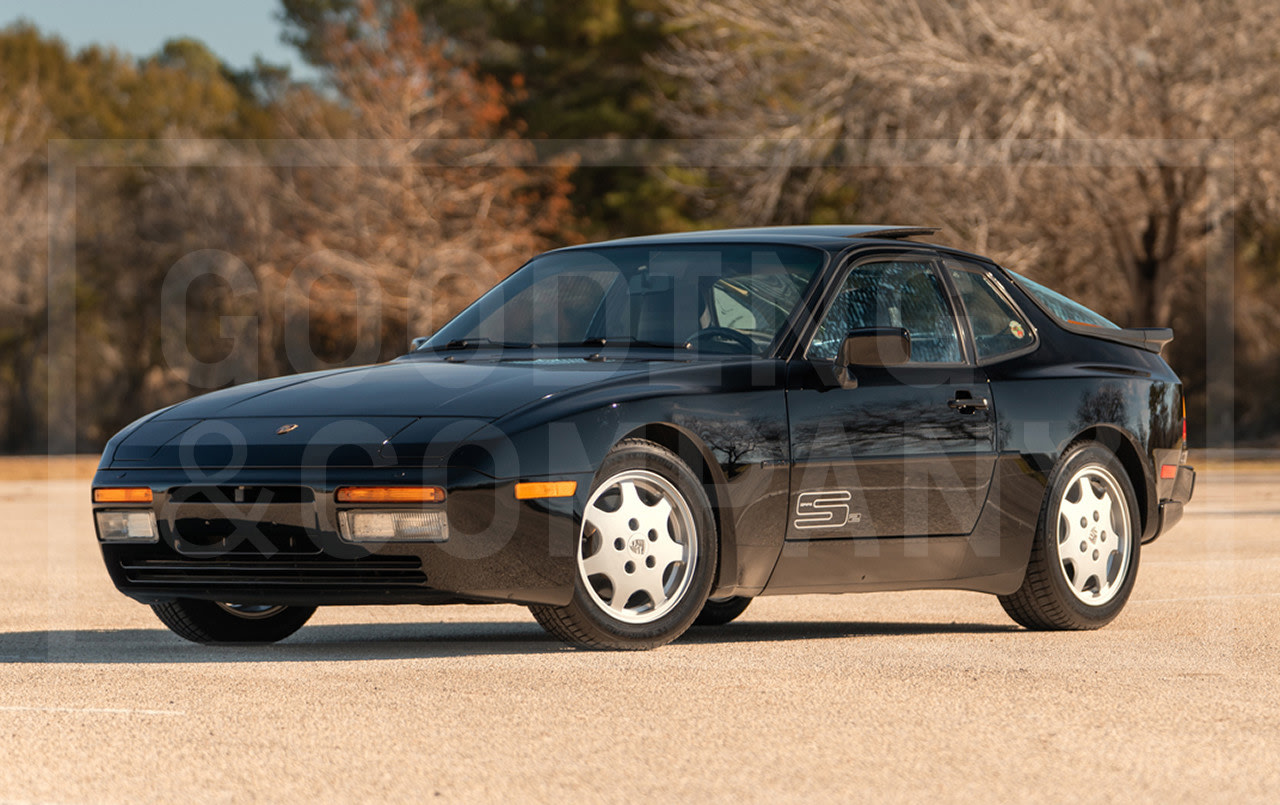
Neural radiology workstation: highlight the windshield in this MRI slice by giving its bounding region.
[424,244,826,355]
[1009,271,1120,330]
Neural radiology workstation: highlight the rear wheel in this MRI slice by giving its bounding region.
[999,442,1140,630]
[529,438,716,650]
[151,599,315,644]
[694,595,752,626]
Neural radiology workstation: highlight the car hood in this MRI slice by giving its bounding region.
[153,358,661,419]
[108,357,663,468]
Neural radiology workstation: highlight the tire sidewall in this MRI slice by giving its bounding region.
[568,442,717,645]
[694,595,752,626]
[1039,443,1142,625]
[154,598,315,644]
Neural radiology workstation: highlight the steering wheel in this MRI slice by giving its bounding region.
[684,327,757,354]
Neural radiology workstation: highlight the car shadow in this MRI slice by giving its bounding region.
[683,619,1020,645]
[0,618,1020,664]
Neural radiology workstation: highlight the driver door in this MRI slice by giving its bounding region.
[784,255,998,544]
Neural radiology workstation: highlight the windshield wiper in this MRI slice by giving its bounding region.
[578,337,691,350]
[439,337,534,351]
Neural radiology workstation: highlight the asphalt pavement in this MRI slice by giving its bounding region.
[1,467,1276,803]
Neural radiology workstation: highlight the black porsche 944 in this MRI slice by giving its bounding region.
[93,226,1195,649]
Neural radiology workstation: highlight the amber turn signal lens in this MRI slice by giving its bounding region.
[514,481,578,500]
[93,487,153,504]
[335,486,445,504]
[1160,465,1178,480]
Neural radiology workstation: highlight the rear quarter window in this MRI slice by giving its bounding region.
[946,262,1034,360]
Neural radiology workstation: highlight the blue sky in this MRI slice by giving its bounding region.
[0,0,317,78]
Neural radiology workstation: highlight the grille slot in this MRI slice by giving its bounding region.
[167,486,315,505]
[120,556,427,588]
[164,518,321,554]
[159,485,325,554]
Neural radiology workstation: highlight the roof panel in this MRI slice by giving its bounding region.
[558,225,939,251]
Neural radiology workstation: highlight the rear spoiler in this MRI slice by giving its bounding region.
[1064,324,1174,354]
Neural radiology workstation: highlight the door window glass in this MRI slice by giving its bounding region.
[808,261,962,363]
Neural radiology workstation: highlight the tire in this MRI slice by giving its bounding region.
[694,595,752,626]
[151,599,316,644]
[529,438,717,650]
[999,441,1141,630]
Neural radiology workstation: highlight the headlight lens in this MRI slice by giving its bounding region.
[96,510,159,542]
[339,511,448,542]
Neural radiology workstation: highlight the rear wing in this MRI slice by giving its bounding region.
[994,268,1174,356]
[1063,324,1174,354]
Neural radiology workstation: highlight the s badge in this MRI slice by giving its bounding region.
[794,490,860,530]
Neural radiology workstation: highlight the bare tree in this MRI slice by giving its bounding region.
[271,1,574,366]
[77,140,283,439]
[0,81,51,450]
[655,0,1280,328]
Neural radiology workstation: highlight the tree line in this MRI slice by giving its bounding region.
[1,0,1277,451]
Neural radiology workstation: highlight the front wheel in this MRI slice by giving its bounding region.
[999,442,1141,630]
[151,599,316,644]
[530,438,717,650]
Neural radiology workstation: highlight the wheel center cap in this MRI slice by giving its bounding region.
[1088,526,1098,543]
[629,537,646,555]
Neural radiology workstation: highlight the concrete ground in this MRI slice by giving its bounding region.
[0,467,1276,803]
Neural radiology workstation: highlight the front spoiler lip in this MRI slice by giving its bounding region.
[101,549,509,608]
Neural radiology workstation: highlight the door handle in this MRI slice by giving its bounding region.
[948,395,989,413]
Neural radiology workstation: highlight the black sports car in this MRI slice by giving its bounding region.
[93,225,1195,649]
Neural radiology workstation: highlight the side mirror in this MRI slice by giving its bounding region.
[832,327,911,388]
[838,327,911,367]
[411,336,431,351]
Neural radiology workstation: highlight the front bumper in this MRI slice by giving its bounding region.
[93,466,592,608]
